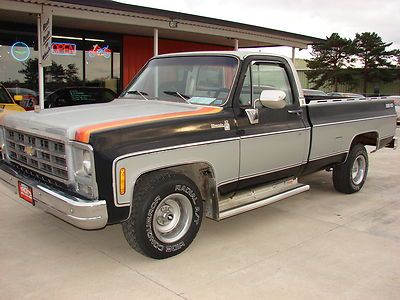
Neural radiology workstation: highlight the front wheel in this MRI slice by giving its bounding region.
[333,143,369,194]
[122,171,203,259]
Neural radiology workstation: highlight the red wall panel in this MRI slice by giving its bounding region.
[122,36,153,88]
[123,35,232,88]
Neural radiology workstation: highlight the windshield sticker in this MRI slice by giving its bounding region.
[189,97,216,105]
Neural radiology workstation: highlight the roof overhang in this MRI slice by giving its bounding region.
[0,0,325,49]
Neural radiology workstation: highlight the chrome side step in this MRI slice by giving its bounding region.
[218,178,309,220]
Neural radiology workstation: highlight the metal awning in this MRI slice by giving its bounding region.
[0,0,324,49]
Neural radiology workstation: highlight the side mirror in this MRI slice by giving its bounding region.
[259,90,286,109]
[14,95,23,102]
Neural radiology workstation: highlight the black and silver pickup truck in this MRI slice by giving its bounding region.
[0,51,397,259]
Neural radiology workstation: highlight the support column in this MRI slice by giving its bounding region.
[291,47,296,63]
[234,39,239,51]
[37,14,44,110]
[154,28,159,98]
[153,28,158,56]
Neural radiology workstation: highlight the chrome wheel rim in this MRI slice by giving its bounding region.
[351,155,366,185]
[153,193,193,243]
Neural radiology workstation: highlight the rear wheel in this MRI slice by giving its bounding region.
[333,143,369,194]
[122,171,203,259]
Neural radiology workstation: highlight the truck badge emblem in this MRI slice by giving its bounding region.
[224,120,230,131]
[24,146,35,156]
[210,120,230,131]
[385,103,393,109]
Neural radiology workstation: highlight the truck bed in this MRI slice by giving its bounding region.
[303,96,397,174]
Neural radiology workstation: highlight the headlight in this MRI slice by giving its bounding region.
[82,150,92,175]
[71,142,98,199]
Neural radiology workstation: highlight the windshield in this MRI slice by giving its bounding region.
[122,56,238,106]
[0,86,13,104]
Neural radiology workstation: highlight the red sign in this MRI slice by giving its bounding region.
[88,44,111,58]
[18,181,34,205]
[51,42,76,56]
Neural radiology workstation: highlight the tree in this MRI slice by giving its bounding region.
[353,32,399,94]
[306,33,355,90]
[48,61,66,83]
[65,64,80,84]
[18,58,38,89]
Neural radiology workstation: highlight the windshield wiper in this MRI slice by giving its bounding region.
[127,90,149,101]
[163,91,190,103]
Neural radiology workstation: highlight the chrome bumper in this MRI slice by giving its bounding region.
[0,162,108,230]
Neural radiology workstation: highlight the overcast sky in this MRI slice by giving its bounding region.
[115,0,399,59]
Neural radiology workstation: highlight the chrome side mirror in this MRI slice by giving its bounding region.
[259,90,286,109]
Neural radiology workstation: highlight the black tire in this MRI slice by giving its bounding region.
[122,171,203,259]
[333,143,369,194]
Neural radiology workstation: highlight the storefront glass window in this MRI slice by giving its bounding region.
[45,38,84,94]
[0,33,39,108]
[0,24,122,106]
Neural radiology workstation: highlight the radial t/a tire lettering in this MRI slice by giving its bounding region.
[122,171,203,259]
[333,143,369,194]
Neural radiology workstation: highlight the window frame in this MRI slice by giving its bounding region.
[236,58,299,109]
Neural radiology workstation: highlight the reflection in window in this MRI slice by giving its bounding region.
[85,44,111,83]
[0,31,121,99]
[0,43,38,91]
[45,39,84,94]
[251,63,293,105]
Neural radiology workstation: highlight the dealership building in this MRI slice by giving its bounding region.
[0,0,323,96]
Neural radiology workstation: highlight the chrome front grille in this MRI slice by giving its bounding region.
[5,128,68,182]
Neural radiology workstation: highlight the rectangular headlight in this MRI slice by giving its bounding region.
[71,142,98,199]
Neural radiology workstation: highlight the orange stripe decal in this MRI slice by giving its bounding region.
[75,106,222,143]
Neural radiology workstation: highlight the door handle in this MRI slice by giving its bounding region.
[288,109,303,116]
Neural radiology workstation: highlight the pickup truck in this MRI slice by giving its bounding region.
[0,51,397,259]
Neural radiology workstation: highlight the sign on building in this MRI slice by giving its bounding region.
[41,6,52,67]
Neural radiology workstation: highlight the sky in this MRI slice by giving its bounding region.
[115,0,400,59]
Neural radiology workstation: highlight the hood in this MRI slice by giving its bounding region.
[1,99,221,143]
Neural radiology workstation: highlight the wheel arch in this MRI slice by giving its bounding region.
[343,131,378,163]
[350,131,379,148]
[129,162,220,220]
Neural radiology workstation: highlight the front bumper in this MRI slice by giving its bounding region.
[0,162,108,230]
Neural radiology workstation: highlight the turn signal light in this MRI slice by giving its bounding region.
[119,168,126,195]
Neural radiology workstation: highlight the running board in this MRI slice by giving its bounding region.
[218,181,310,220]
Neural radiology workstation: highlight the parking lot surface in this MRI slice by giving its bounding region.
[1,132,399,299]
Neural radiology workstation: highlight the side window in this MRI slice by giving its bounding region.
[238,62,294,106]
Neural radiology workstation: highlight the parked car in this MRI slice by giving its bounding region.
[6,87,38,111]
[327,92,365,98]
[0,85,26,116]
[302,88,327,97]
[45,87,117,108]
[302,89,330,103]
[0,51,397,259]
[387,96,400,124]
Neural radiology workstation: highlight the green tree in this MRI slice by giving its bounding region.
[48,61,66,83]
[65,64,80,84]
[18,58,38,89]
[306,33,355,91]
[353,32,399,94]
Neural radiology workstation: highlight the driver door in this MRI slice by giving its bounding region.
[236,60,310,189]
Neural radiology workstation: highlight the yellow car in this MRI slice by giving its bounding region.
[0,85,26,116]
